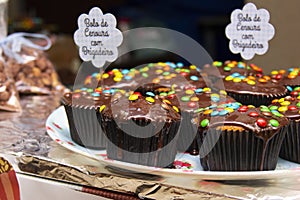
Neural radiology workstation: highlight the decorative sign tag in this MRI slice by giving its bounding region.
[225,3,275,60]
[74,7,123,67]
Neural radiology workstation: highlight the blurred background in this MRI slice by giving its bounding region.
[6,0,300,85]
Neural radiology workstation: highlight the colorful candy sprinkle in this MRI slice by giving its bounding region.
[201,119,209,128]
[256,118,267,128]
[269,119,279,127]
[99,105,106,112]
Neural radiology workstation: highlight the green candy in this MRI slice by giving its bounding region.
[194,108,205,113]
[168,91,175,95]
[142,73,149,78]
[163,72,170,76]
[297,102,300,108]
[269,119,279,127]
[223,66,231,72]
[181,96,190,102]
[272,111,283,117]
[201,119,209,128]
[269,106,278,110]
[260,107,270,112]
[87,88,93,93]
[160,92,167,97]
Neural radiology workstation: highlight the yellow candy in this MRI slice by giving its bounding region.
[190,65,197,70]
[204,109,213,115]
[191,97,199,102]
[203,87,211,92]
[224,107,234,113]
[102,73,109,79]
[281,101,291,106]
[129,94,139,101]
[233,77,241,83]
[297,96,300,100]
[146,97,155,103]
[99,105,106,112]
[113,77,122,82]
[248,105,255,108]
[225,76,233,81]
[271,70,278,75]
[172,106,179,113]
[278,98,285,103]
[278,106,288,112]
[74,89,81,93]
[96,73,101,80]
[158,62,167,66]
[247,80,256,85]
[155,69,163,74]
[186,89,195,95]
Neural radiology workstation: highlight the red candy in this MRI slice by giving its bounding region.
[180,72,188,76]
[133,92,142,97]
[238,105,248,112]
[290,91,299,97]
[249,112,259,117]
[168,94,176,99]
[256,118,267,128]
[288,105,298,111]
[275,74,282,80]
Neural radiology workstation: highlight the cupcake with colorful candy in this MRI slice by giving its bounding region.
[197,103,288,171]
[157,85,235,155]
[269,95,300,164]
[270,68,300,93]
[61,86,125,149]
[202,60,263,79]
[102,90,181,167]
[220,71,287,107]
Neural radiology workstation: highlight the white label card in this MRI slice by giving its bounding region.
[225,3,275,60]
[74,7,123,68]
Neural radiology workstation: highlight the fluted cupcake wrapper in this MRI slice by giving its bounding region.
[226,91,287,107]
[280,120,300,163]
[64,105,107,149]
[104,117,180,168]
[176,112,199,155]
[198,126,287,171]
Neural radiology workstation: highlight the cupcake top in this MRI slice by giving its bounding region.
[269,95,300,120]
[156,86,235,114]
[270,68,300,87]
[198,104,289,140]
[61,87,126,110]
[202,60,263,78]
[222,73,287,96]
[103,91,181,122]
[84,62,208,92]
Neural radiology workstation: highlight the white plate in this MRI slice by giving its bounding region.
[46,106,300,180]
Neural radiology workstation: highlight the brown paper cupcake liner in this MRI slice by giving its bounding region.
[64,105,107,149]
[104,117,180,167]
[279,120,300,163]
[198,126,287,171]
[176,112,199,155]
[226,91,287,107]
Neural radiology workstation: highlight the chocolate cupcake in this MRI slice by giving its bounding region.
[102,92,181,167]
[221,73,287,107]
[269,95,300,163]
[270,68,300,92]
[157,86,235,155]
[202,60,263,79]
[198,105,289,171]
[61,87,123,149]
